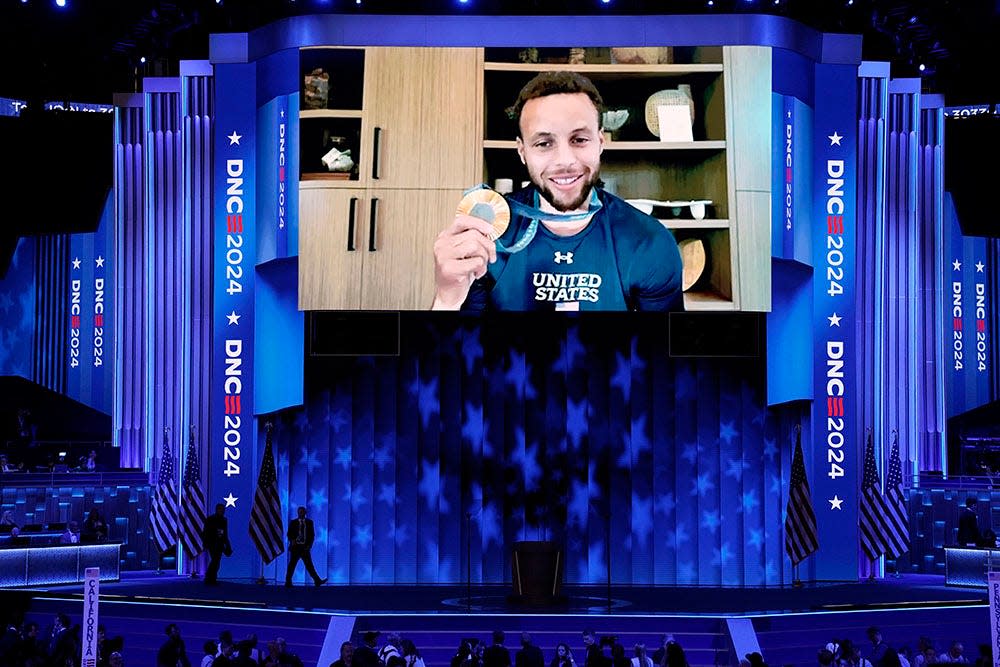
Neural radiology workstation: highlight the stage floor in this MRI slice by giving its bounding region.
[17,572,987,616]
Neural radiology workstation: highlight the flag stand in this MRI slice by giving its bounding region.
[792,562,802,588]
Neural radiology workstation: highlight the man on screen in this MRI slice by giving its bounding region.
[432,71,683,312]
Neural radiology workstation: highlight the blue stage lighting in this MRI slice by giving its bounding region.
[707,0,713,6]
[918,63,926,72]
[140,56,147,64]
[54,0,66,6]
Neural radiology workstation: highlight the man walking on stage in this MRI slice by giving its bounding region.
[285,506,327,587]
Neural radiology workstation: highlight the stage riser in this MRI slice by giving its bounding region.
[26,597,332,666]
[754,607,989,667]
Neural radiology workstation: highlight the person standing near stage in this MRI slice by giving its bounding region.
[957,497,982,546]
[284,507,327,587]
[202,503,232,585]
[157,624,192,667]
[515,633,544,667]
[483,631,511,667]
[353,632,380,667]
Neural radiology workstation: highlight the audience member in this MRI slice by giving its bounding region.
[515,633,544,667]
[583,631,607,667]
[819,650,836,667]
[611,643,629,667]
[451,639,481,667]
[957,498,981,546]
[60,521,81,544]
[213,642,235,667]
[401,639,425,667]
[276,637,304,667]
[82,509,109,543]
[0,510,17,530]
[938,643,967,664]
[483,631,511,667]
[201,640,217,667]
[109,652,125,667]
[745,653,767,667]
[660,641,689,667]
[550,643,575,667]
[156,623,191,667]
[0,455,18,472]
[913,640,935,667]
[331,641,354,667]
[974,644,990,667]
[20,621,43,667]
[354,632,380,667]
[80,450,99,473]
[867,627,889,666]
[632,644,653,667]
[839,640,872,667]
[378,632,404,667]
[47,613,78,667]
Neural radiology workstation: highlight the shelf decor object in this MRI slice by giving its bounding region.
[645,84,695,139]
[625,198,713,220]
[601,109,629,141]
[610,46,673,64]
[678,238,707,291]
[303,68,330,109]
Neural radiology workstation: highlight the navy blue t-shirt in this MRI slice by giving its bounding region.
[462,187,684,312]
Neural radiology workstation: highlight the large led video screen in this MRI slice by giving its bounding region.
[297,45,772,313]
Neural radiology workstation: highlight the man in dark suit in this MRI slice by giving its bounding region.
[285,506,327,587]
[957,496,981,546]
[483,631,511,667]
[515,633,544,667]
[202,503,232,585]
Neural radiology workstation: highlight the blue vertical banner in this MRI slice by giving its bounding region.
[212,62,257,580]
[945,196,992,416]
[782,95,796,258]
[810,63,859,580]
[275,95,289,258]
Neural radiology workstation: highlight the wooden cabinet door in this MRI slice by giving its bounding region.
[298,187,366,310]
[365,48,481,190]
[359,188,464,310]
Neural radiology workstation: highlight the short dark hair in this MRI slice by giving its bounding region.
[967,497,979,508]
[493,630,505,644]
[507,71,604,138]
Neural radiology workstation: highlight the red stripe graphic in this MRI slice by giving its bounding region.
[224,395,242,415]
[827,397,844,417]
[71,316,80,329]
[954,318,963,331]
[94,314,103,327]
[979,320,986,332]
[785,167,792,182]
[227,215,243,233]
[827,215,844,234]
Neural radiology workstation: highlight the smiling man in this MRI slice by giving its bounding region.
[432,71,684,312]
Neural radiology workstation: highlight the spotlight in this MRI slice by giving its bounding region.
[54,0,66,6]
[707,0,713,5]
[918,63,926,72]
[140,56,147,64]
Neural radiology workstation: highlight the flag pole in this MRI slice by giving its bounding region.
[256,420,274,586]
[188,424,202,580]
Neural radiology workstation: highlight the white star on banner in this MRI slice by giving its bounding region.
[828,131,843,146]
[828,312,842,327]
[227,311,240,325]
[227,131,242,146]
[953,259,962,271]
[976,261,985,273]
[280,109,285,118]
[72,257,81,270]
[829,495,844,510]
[95,256,105,268]
[223,493,238,507]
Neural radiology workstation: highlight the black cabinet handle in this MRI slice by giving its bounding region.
[368,198,379,252]
[372,126,382,180]
[347,197,358,251]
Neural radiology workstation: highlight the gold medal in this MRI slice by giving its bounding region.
[456,188,511,241]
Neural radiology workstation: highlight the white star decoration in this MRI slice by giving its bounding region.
[828,131,843,146]
[223,493,238,507]
[72,257,81,270]
[953,259,962,271]
[829,495,844,510]
[976,261,985,273]
[227,131,242,146]
[226,311,240,326]
[828,312,842,327]
[95,256,105,268]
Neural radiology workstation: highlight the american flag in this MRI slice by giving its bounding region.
[180,425,207,557]
[882,431,910,558]
[784,425,819,565]
[149,428,179,553]
[859,430,890,560]
[250,422,284,564]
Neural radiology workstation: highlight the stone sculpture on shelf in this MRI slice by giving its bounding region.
[321,146,354,173]
[303,68,330,110]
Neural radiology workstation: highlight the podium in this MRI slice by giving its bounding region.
[510,541,564,606]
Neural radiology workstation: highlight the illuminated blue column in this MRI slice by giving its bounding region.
[112,93,147,469]
[917,96,946,474]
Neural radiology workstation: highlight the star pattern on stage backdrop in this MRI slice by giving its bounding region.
[265,316,802,586]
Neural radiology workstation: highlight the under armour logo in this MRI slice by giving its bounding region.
[554,251,574,264]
